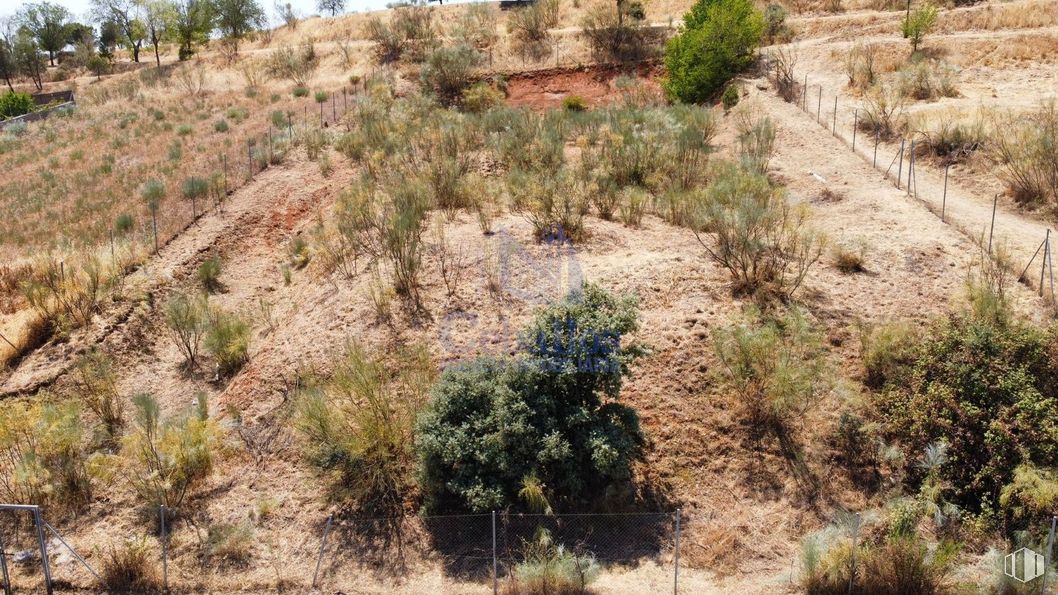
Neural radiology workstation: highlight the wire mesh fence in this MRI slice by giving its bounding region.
[764,54,1057,312]
[0,507,683,593]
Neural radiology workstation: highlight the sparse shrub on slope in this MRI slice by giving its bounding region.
[417,284,645,513]
[902,2,938,54]
[204,306,251,376]
[266,41,318,87]
[164,292,208,369]
[421,45,481,108]
[994,102,1058,205]
[296,344,434,515]
[98,538,160,593]
[714,308,828,440]
[802,527,957,595]
[508,0,560,60]
[505,529,600,595]
[0,400,91,509]
[689,162,825,300]
[70,348,125,442]
[663,0,763,104]
[104,393,220,513]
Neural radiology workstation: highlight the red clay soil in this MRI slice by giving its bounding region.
[503,61,665,109]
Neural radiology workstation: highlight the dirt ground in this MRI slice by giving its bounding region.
[3,0,1058,592]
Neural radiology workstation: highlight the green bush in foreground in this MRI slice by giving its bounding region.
[417,284,646,513]
[871,276,1058,531]
[0,91,34,120]
[663,0,763,104]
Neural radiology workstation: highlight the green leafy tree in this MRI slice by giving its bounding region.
[214,0,266,54]
[13,32,45,90]
[902,2,937,54]
[17,2,73,66]
[91,0,145,63]
[167,0,214,60]
[663,0,763,104]
[97,19,122,59]
[0,18,16,92]
[417,284,647,513]
[138,0,172,67]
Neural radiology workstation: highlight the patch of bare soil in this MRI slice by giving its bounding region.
[504,62,665,109]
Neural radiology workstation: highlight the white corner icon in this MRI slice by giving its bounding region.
[1005,547,1045,582]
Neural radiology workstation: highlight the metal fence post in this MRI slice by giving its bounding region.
[942,163,949,222]
[832,96,837,136]
[32,507,52,595]
[673,509,681,595]
[896,139,904,189]
[988,194,998,254]
[161,505,168,591]
[247,139,253,177]
[873,127,879,168]
[312,514,333,589]
[1042,516,1056,595]
[802,74,807,110]
[852,110,858,151]
[1042,230,1050,296]
[816,86,822,123]
[907,140,915,195]
[492,511,498,595]
[0,524,11,595]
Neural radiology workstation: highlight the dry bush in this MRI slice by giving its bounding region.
[70,348,125,441]
[714,308,827,439]
[770,47,800,103]
[205,521,256,566]
[365,3,438,64]
[895,60,958,100]
[844,42,877,91]
[508,168,588,243]
[0,400,92,509]
[98,538,160,593]
[204,305,251,376]
[580,4,652,63]
[453,0,500,50]
[508,0,561,60]
[265,41,319,87]
[993,102,1058,205]
[296,343,433,514]
[21,254,116,335]
[106,393,220,513]
[831,242,866,273]
[911,114,986,164]
[173,61,207,97]
[735,110,777,175]
[859,83,906,140]
[163,292,208,369]
[690,162,825,300]
[503,532,599,595]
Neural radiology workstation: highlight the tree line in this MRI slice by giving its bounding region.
[0,0,352,92]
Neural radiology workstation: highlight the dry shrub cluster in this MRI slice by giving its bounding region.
[994,102,1058,205]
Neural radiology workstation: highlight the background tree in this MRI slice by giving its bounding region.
[16,2,73,66]
[316,0,345,17]
[214,0,266,54]
[91,0,144,62]
[13,32,45,90]
[0,18,16,92]
[138,0,171,67]
[274,1,298,29]
[663,0,763,103]
[167,0,214,61]
[98,19,122,58]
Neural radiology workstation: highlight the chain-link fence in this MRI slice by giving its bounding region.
[0,507,683,593]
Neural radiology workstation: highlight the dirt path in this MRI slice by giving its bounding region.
[749,75,1055,318]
